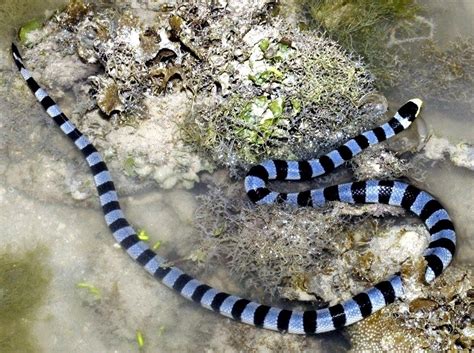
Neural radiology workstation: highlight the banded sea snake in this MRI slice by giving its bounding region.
[12,43,456,334]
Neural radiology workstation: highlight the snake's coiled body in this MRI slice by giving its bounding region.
[12,43,456,334]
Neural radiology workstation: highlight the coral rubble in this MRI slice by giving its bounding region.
[349,265,473,352]
[422,135,474,172]
[14,1,217,190]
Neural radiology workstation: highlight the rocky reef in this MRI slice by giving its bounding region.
[13,1,219,192]
[349,265,473,351]
[13,0,404,194]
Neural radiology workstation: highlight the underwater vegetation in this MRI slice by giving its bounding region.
[15,0,414,190]
[181,17,381,174]
[194,179,421,303]
[294,0,474,112]
[294,0,420,87]
[0,0,68,45]
[0,247,51,353]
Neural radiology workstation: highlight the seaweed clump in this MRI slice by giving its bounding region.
[194,180,420,302]
[195,184,346,299]
[294,1,474,111]
[182,17,380,174]
[0,248,51,353]
[294,0,421,87]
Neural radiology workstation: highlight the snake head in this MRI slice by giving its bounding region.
[398,98,423,122]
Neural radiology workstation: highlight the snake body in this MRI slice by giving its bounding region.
[12,43,456,334]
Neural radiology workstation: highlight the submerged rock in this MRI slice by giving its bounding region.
[11,0,412,193]
[182,18,382,175]
[423,135,474,171]
[12,1,217,191]
[348,265,473,352]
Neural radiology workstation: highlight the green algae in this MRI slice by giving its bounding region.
[296,0,420,87]
[0,0,67,47]
[294,0,474,106]
[76,282,101,299]
[123,156,136,177]
[182,21,377,171]
[18,19,42,45]
[237,96,287,146]
[0,247,51,353]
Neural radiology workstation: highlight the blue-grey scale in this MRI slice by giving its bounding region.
[11,43,456,334]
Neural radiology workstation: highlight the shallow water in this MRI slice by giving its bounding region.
[0,1,473,352]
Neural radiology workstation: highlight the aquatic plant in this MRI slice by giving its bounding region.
[0,247,50,353]
[294,0,474,110]
[18,19,42,46]
[195,184,344,299]
[136,330,145,350]
[76,281,101,299]
[182,18,381,173]
[294,0,420,87]
[194,181,418,301]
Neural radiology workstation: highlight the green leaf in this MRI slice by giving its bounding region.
[268,97,284,117]
[136,330,145,348]
[137,229,149,241]
[19,20,42,45]
[290,98,302,114]
[259,38,271,52]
